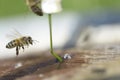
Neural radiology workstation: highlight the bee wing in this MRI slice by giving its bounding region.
[35,0,43,16]
[26,0,43,16]
[26,0,41,6]
[6,34,18,40]
[13,29,23,37]
[6,29,23,40]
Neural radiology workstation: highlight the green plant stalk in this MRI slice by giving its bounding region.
[48,14,63,62]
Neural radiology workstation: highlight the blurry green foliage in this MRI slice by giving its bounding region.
[63,0,120,11]
[0,0,120,17]
[0,0,28,17]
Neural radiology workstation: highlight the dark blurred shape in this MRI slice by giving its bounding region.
[64,9,120,49]
[31,5,43,16]
[91,67,106,74]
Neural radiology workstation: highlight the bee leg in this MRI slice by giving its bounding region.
[26,41,29,48]
[22,46,24,52]
[16,46,19,56]
[20,43,24,52]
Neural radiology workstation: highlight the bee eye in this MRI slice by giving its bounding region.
[28,37,33,44]
[28,37,32,40]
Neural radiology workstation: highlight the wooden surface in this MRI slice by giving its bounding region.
[0,46,120,80]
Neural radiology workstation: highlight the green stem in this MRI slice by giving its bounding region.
[48,14,63,62]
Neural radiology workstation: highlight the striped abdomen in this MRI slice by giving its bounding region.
[6,40,18,49]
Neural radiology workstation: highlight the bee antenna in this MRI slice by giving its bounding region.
[33,40,39,44]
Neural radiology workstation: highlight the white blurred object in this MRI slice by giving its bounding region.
[77,24,120,47]
[41,0,62,14]
[14,62,23,69]
[39,74,44,77]
[63,53,72,59]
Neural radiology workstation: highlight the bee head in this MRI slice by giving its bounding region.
[27,36,33,45]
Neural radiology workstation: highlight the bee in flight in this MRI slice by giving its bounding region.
[6,30,34,56]
[26,0,43,16]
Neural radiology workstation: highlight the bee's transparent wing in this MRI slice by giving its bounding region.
[6,29,23,40]
[13,29,23,37]
[27,0,43,16]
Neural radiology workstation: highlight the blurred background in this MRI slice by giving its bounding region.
[0,0,120,59]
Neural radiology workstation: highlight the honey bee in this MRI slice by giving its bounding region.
[26,0,43,16]
[6,31,34,56]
